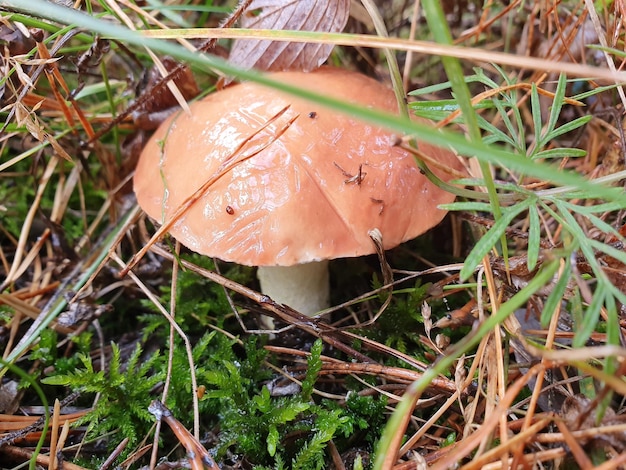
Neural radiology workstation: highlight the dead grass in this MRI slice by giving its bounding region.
[1,0,626,469]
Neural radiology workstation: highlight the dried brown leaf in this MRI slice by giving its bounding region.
[229,0,350,73]
[0,381,19,414]
[14,102,45,141]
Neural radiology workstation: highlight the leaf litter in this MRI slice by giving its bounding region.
[228,0,350,72]
[1,0,626,469]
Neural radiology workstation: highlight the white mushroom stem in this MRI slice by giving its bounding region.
[257,260,330,317]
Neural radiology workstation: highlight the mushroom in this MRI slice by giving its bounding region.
[134,67,464,319]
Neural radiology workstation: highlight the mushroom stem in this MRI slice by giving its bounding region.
[257,260,330,317]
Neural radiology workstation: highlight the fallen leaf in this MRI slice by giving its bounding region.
[560,394,626,451]
[229,0,350,73]
[0,381,19,415]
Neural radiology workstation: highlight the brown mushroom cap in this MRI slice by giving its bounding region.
[134,67,463,266]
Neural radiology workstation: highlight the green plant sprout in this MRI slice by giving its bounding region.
[412,67,625,346]
[3,1,626,468]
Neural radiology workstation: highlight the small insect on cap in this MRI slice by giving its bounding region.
[134,67,463,268]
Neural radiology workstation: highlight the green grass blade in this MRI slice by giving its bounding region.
[422,0,509,277]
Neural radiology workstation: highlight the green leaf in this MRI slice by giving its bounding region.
[478,112,519,148]
[546,74,568,140]
[301,339,323,400]
[531,83,542,152]
[267,424,279,457]
[550,200,626,306]
[253,386,272,413]
[460,199,533,281]
[532,148,587,159]
[410,100,459,121]
[292,408,347,470]
[412,99,493,112]
[41,375,72,386]
[563,200,626,215]
[439,201,496,212]
[491,98,522,150]
[574,285,605,348]
[542,116,592,143]
[527,204,541,272]
[572,82,621,101]
[540,260,573,327]
[270,401,310,424]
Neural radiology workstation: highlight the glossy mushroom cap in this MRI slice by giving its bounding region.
[134,67,464,267]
